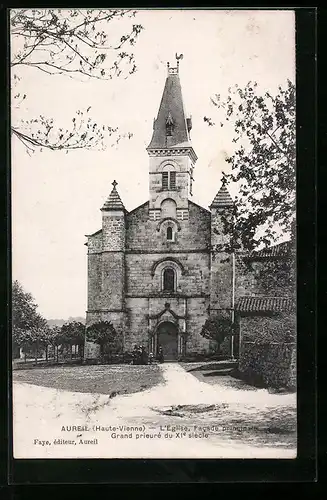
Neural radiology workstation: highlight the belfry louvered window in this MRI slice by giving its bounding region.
[166,122,173,136]
[170,171,176,189]
[162,172,169,190]
[162,171,176,190]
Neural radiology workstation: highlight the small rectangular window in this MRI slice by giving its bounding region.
[170,172,176,190]
[162,172,168,190]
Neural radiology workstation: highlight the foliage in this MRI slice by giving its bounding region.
[61,321,85,346]
[11,282,88,362]
[12,280,47,331]
[256,258,296,297]
[86,320,121,356]
[47,326,63,346]
[200,316,233,350]
[11,8,143,153]
[206,80,295,251]
[12,280,48,359]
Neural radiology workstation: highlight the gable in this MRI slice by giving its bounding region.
[126,200,211,251]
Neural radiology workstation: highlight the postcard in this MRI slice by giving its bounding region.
[11,8,297,459]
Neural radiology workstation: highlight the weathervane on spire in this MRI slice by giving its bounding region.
[167,54,184,75]
[176,53,183,70]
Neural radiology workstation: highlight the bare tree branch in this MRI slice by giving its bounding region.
[10,8,143,153]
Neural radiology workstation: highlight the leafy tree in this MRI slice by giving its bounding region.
[255,252,296,298]
[206,80,295,251]
[12,280,48,361]
[61,321,85,359]
[46,326,63,362]
[86,320,121,360]
[11,8,143,153]
[14,326,49,364]
[200,316,233,353]
[12,280,45,330]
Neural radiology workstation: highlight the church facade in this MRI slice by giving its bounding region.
[84,60,295,364]
[84,60,236,360]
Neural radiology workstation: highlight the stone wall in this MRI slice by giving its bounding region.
[185,297,210,352]
[102,212,125,251]
[210,251,233,310]
[126,251,210,296]
[124,295,210,354]
[240,313,296,343]
[239,341,296,389]
[87,253,102,311]
[101,252,125,310]
[238,313,296,389]
[125,297,149,350]
[125,201,211,252]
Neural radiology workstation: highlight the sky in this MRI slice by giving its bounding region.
[11,9,295,319]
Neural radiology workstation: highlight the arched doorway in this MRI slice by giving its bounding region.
[157,321,178,361]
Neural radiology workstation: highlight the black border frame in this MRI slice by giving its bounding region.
[1,6,317,486]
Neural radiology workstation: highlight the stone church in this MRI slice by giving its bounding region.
[84,59,294,365]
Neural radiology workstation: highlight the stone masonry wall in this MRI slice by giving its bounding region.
[102,212,125,251]
[126,252,210,296]
[239,341,296,389]
[210,251,233,310]
[238,313,296,389]
[240,313,296,343]
[125,201,211,252]
[125,297,149,350]
[101,252,125,310]
[124,296,210,355]
[148,154,193,211]
[87,253,102,311]
[186,297,210,352]
[210,206,233,311]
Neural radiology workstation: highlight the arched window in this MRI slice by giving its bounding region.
[167,226,173,241]
[163,268,175,292]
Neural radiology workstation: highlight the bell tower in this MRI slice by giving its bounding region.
[146,55,197,222]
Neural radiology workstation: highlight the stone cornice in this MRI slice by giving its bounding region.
[146,146,197,163]
[126,293,209,299]
[125,249,210,255]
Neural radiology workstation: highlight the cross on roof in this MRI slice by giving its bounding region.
[112,180,118,189]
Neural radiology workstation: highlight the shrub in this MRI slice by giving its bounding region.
[200,316,234,352]
[86,321,122,359]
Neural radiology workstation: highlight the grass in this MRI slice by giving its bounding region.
[13,364,164,396]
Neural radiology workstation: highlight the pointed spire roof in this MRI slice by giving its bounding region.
[101,180,125,211]
[147,57,193,150]
[210,179,234,209]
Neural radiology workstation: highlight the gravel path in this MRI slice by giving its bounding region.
[13,363,296,459]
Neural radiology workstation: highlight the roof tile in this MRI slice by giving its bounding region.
[236,296,295,313]
[147,70,193,150]
[101,182,125,211]
[248,241,291,259]
[210,184,234,208]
